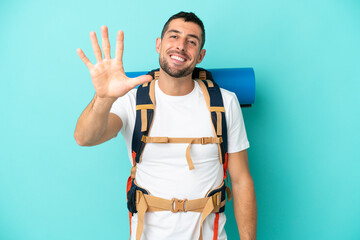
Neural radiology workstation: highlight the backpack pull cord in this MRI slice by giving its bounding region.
[185,139,195,170]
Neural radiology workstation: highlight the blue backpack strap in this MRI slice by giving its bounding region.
[199,79,228,165]
[131,80,156,164]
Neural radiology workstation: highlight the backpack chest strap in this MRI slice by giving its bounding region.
[141,136,222,144]
[141,136,223,170]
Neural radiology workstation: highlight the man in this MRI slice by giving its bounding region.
[74,12,257,240]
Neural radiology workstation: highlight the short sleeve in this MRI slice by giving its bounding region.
[110,89,137,140]
[222,89,250,153]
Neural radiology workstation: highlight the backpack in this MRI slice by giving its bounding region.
[126,67,232,240]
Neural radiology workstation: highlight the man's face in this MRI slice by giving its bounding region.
[156,18,206,78]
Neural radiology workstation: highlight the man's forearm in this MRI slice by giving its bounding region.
[74,95,116,146]
[232,177,257,240]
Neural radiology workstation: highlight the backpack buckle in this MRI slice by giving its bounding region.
[171,198,188,213]
[201,137,211,145]
[212,192,221,206]
[201,137,214,144]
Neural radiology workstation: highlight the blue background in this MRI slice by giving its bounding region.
[1,0,359,239]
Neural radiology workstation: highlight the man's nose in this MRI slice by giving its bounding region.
[176,39,186,51]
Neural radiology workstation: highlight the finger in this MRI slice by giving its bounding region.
[76,48,93,69]
[90,31,103,62]
[130,75,153,88]
[101,26,111,59]
[115,30,124,62]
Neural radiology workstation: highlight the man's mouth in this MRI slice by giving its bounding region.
[168,51,189,64]
[170,55,186,62]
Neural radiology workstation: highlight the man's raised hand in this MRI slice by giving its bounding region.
[77,26,153,99]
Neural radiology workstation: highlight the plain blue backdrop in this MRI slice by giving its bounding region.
[1,0,360,239]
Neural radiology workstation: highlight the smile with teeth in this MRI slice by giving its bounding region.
[170,55,186,62]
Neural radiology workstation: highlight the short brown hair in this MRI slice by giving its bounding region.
[161,11,205,49]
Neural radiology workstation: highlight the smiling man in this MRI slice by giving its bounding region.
[74,12,257,240]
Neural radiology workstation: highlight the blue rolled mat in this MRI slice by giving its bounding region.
[126,68,255,107]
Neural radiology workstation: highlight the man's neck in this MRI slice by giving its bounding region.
[157,69,194,96]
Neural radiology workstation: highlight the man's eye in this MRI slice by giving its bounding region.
[189,40,196,45]
[170,35,177,38]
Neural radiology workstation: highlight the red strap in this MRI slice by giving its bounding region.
[129,211,132,239]
[126,176,132,238]
[129,151,137,239]
[132,151,136,166]
[126,176,132,194]
[213,213,220,240]
[223,152,228,180]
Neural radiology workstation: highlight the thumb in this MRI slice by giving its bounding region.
[130,74,153,88]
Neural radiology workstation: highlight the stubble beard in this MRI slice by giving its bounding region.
[159,54,194,78]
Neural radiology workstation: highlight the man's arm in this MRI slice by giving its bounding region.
[74,95,122,146]
[74,26,152,146]
[228,150,257,240]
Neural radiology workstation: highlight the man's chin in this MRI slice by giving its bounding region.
[167,70,191,78]
[160,66,193,78]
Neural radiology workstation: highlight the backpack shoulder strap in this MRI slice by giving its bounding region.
[131,79,156,164]
[196,79,228,168]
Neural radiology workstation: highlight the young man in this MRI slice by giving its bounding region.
[74,12,257,240]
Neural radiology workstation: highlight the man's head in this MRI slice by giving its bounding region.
[156,12,206,78]
[161,12,205,50]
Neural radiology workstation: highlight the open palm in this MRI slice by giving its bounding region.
[77,26,152,99]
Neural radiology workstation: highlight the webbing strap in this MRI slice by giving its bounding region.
[216,111,222,135]
[135,191,224,240]
[141,109,147,132]
[141,136,222,144]
[136,194,148,240]
[213,213,220,240]
[210,107,224,136]
[197,80,211,109]
[136,191,224,212]
[199,70,206,80]
[199,197,215,240]
[154,71,160,80]
[141,136,223,170]
[186,140,195,170]
[149,79,156,105]
[206,79,214,87]
[210,107,225,112]
[130,165,136,179]
[225,186,232,201]
[136,104,155,110]
[137,104,155,132]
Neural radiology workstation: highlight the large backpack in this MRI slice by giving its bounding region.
[126,67,232,240]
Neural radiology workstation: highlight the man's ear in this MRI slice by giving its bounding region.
[196,49,206,64]
[156,37,161,54]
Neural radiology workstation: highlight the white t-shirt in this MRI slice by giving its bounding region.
[110,80,249,240]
